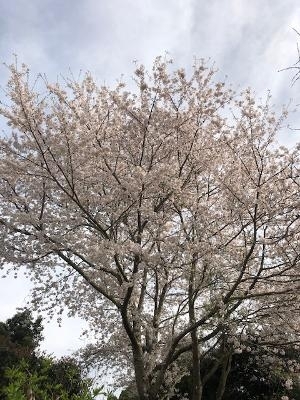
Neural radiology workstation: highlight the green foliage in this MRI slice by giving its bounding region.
[5,309,43,350]
[0,310,110,400]
[0,309,43,393]
[2,359,102,400]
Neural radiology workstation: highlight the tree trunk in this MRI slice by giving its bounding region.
[190,328,202,400]
[215,352,232,400]
[121,306,150,400]
[189,255,203,400]
[132,348,149,400]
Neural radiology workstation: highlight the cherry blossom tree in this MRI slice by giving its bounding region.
[0,58,299,400]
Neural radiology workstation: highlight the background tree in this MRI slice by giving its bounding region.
[0,58,299,400]
[2,358,104,400]
[0,309,43,391]
[0,310,99,400]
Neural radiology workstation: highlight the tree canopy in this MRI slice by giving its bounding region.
[0,58,299,399]
[0,309,43,391]
[0,310,101,400]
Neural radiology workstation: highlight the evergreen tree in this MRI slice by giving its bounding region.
[0,310,100,399]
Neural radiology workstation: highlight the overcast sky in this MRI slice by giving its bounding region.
[1,0,300,358]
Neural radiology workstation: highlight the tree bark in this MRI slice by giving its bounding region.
[190,328,202,400]
[215,352,232,400]
[189,255,203,400]
[132,349,149,400]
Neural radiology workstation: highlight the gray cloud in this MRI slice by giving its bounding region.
[0,0,195,80]
[1,0,299,92]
